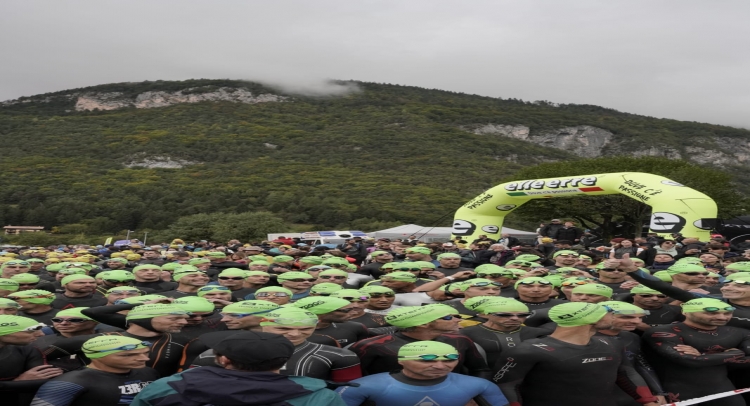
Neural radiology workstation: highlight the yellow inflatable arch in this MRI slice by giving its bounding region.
[452,172,717,241]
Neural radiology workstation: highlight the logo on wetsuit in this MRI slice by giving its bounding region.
[119,381,151,394]
[581,357,612,363]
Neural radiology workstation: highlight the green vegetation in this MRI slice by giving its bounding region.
[0,79,748,241]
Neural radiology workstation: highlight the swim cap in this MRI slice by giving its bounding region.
[0,298,20,308]
[318,269,349,277]
[515,254,541,262]
[666,263,706,275]
[460,278,500,292]
[259,307,319,327]
[277,271,313,281]
[463,296,509,312]
[273,255,294,263]
[675,257,703,265]
[188,258,211,266]
[553,250,579,258]
[246,270,270,277]
[571,284,613,298]
[61,275,95,286]
[330,289,370,301]
[82,336,150,359]
[206,252,226,258]
[359,285,395,295]
[0,315,42,335]
[293,297,350,314]
[630,285,662,295]
[548,302,609,327]
[380,263,396,271]
[543,275,564,287]
[59,268,87,277]
[412,261,436,270]
[556,267,582,274]
[476,299,529,314]
[385,304,456,328]
[381,272,418,282]
[173,267,206,281]
[8,289,55,305]
[133,264,162,272]
[310,283,343,295]
[514,277,553,289]
[222,300,280,315]
[726,262,750,273]
[322,257,349,266]
[398,341,458,361]
[10,273,40,284]
[196,286,231,297]
[106,258,129,264]
[681,298,734,313]
[726,273,750,281]
[218,268,247,278]
[474,264,514,276]
[653,271,673,282]
[0,278,18,292]
[405,247,431,255]
[119,294,167,304]
[299,256,324,265]
[126,304,188,320]
[437,253,460,260]
[255,286,293,296]
[99,270,135,282]
[55,307,94,320]
[599,301,647,315]
[173,296,215,313]
[45,264,66,273]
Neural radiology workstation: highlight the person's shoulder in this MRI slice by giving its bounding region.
[446,372,495,386]
[644,322,681,335]
[520,326,551,337]
[349,333,396,347]
[313,343,359,358]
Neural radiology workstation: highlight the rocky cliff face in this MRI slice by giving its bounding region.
[465,123,750,167]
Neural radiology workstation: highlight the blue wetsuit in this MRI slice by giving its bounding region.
[336,371,507,406]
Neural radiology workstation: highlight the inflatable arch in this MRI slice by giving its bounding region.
[452,172,717,241]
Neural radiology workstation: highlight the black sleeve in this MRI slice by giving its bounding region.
[628,272,700,303]
[81,304,137,329]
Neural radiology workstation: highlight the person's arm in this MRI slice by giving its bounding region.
[614,362,659,405]
[347,339,381,376]
[176,338,209,372]
[624,269,702,303]
[456,335,491,379]
[30,380,86,406]
[643,328,748,367]
[412,270,475,292]
[475,381,510,406]
[493,347,540,406]
[81,304,137,329]
[329,349,363,382]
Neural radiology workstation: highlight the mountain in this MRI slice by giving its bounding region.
[1,79,748,237]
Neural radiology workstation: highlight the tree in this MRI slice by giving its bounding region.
[164,211,288,242]
[502,157,746,239]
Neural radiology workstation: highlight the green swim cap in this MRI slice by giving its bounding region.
[10,273,40,284]
[318,269,349,277]
[553,250,579,258]
[385,304,456,328]
[398,341,458,361]
[322,257,349,266]
[82,336,150,359]
[381,272,417,282]
[173,296,215,313]
[666,263,706,275]
[0,315,43,335]
[188,258,211,266]
[133,264,162,272]
[106,257,129,264]
[246,270,270,277]
[277,271,313,281]
[463,296,511,312]
[45,263,66,273]
[477,299,529,314]
[681,298,733,313]
[474,264,514,276]
[460,278,499,292]
[515,254,541,262]
[255,286,293,296]
[726,273,750,281]
[196,286,232,297]
[380,263,396,270]
[59,268,87,277]
[222,300,280,315]
[126,304,188,320]
[309,283,343,295]
[726,262,750,272]
[556,267,582,274]
[514,277,553,289]
[359,285,395,295]
[61,274,95,286]
[119,294,166,304]
[172,266,205,281]
[273,255,294,263]
[437,253,460,260]
[330,289,370,300]
[543,275,564,287]
[0,298,20,308]
[630,285,662,295]
[369,251,388,258]
[99,270,135,282]
[548,302,609,327]
[412,261,436,270]
[599,301,647,315]
[406,247,431,255]
[259,307,319,327]
[299,256,324,265]
[675,257,703,265]
[8,289,55,305]
[571,284,613,298]
[293,297,350,314]
[218,268,247,278]
[653,271,673,282]
[55,307,94,320]
[248,255,269,262]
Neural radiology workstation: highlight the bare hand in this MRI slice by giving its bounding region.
[655,395,667,405]
[447,271,474,280]
[617,253,639,272]
[13,365,64,381]
[619,281,641,291]
[687,288,710,295]
[674,345,701,356]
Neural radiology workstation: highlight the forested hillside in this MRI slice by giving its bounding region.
[1,79,748,240]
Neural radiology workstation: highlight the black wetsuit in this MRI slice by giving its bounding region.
[643,322,750,405]
[191,340,363,382]
[0,344,46,406]
[348,312,389,329]
[132,281,177,293]
[20,308,59,324]
[349,332,491,379]
[159,290,197,299]
[517,297,566,310]
[308,321,368,348]
[177,313,228,340]
[493,335,657,406]
[460,325,549,367]
[51,294,108,310]
[30,367,159,406]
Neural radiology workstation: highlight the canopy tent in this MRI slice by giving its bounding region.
[372,224,537,242]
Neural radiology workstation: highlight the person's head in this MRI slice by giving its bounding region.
[405,247,432,261]
[0,315,45,345]
[259,307,319,345]
[360,286,396,310]
[597,301,647,331]
[61,275,98,294]
[105,258,128,270]
[254,286,293,305]
[667,263,709,285]
[0,298,20,315]
[10,273,40,291]
[245,270,270,286]
[272,255,295,267]
[699,253,721,265]
[460,278,502,299]
[654,253,674,264]
[133,265,162,282]
[315,269,349,285]
[475,299,531,330]
[0,278,20,297]
[595,263,628,283]
[514,277,555,301]
[248,261,271,272]
[724,262,750,276]
[0,260,30,278]
[188,258,212,271]
[397,341,459,379]
[8,289,56,311]
[681,298,734,328]
[293,296,354,323]
[98,270,136,289]
[309,282,343,296]
[630,285,668,309]
[125,304,190,333]
[196,286,233,303]
[220,300,280,330]
[385,304,461,334]
[208,331,294,372]
[173,296,216,326]
[173,267,210,288]
[105,286,141,304]
[378,271,418,291]
[552,250,579,267]
[370,251,394,263]
[217,268,248,289]
[51,307,98,335]
[570,284,613,304]
[82,336,151,370]
[206,251,228,263]
[720,278,750,302]
[437,253,461,269]
[277,271,316,292]
[548,302,613,331]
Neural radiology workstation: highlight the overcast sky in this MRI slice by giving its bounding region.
[2,1,749,128]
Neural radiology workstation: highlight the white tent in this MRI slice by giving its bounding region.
[372,224,537,242]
